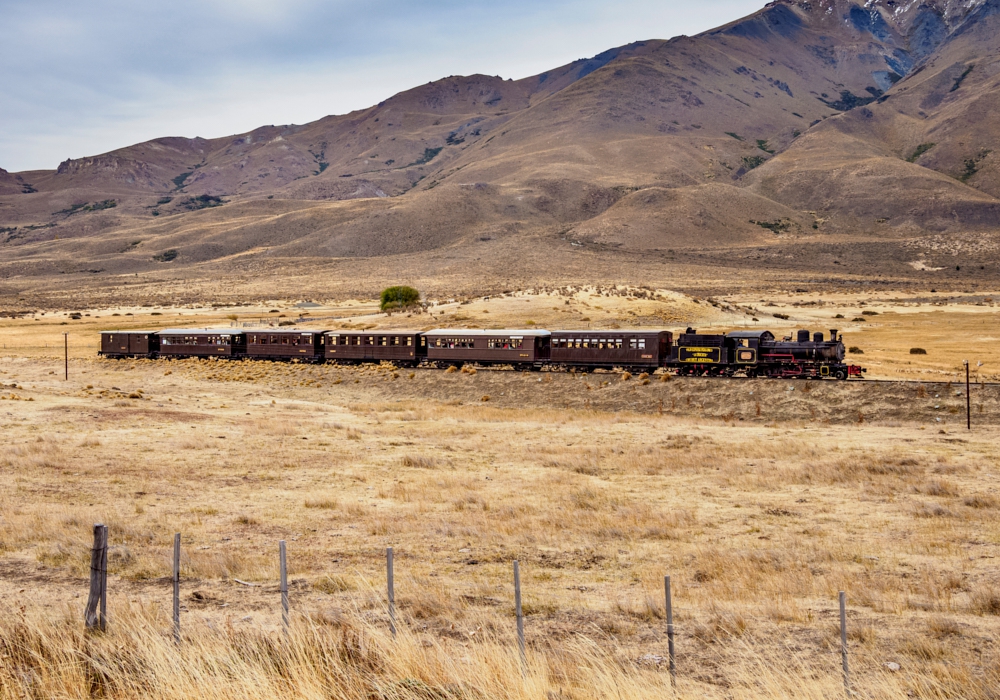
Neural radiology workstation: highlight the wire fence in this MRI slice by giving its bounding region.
[78,525,867,697]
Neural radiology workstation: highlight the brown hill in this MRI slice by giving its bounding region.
[744,0,1000,233]
[3,0,1000,304]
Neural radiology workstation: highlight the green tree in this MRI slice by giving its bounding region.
[380,286,421,313]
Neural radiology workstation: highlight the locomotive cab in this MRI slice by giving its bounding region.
[726,330,774,367]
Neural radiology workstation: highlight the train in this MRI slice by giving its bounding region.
[99,326,865,379]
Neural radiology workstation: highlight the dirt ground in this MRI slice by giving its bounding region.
[1,289,998,697]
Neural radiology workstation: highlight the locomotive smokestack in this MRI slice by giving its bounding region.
[830,329,838,342]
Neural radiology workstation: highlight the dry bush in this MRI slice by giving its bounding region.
[305,496,339,510]
[1,439,64,469]
[927,617,963,639]
[969,586,1000,616]
[963,494,998,509]
[922,479,960,497]
[313,574,354,594]
[901,637,949,661]
[912,502,954,519]
[400,454,438,469]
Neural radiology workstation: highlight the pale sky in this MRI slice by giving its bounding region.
[0,0,765,172]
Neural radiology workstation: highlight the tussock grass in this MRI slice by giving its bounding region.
[3,341,1000,698]
[8,603,980,700]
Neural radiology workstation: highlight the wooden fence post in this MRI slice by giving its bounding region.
[280,541,289,637]
[387,547,396,637]
[514,560,526,669]
[840,591,851,698]
[85,524,108,631]
[665,575,676,688]
[172,533,181,644]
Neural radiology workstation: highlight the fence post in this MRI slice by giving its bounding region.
[85,524,108,631]
[840,591,851,698]
[280,541,289,637]
[665,575,676,688]
[514,560,526,670]
[172,533,181,644]
[387,547,396,637]
[965,361,972,431]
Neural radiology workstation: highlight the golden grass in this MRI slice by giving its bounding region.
[1,602,998,700]
[1,297,1000,698]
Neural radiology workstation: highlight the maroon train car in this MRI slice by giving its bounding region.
[99,331,160,358]
[550,330,672,370]
[423,329,551,369]
[246,329,326,363]
[157,329,246,359]
[324,330,425,366]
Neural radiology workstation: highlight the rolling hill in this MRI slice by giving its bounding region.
[2,0,999,305]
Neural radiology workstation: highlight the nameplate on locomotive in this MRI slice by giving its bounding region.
[679,347,721,363]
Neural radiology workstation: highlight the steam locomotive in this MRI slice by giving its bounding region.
[100,326,864,379]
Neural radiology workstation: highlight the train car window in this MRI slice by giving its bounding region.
[406,337,413,347]
[638,339,646,349]
[616,339,623,349]
[281,336,289,345]
[380,337,388,346]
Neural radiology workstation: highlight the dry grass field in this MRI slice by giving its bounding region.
[1,289,998,699]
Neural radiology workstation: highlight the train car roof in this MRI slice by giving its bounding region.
[423,329,551,337]
[727,330,775,340]
[247,328,327,333]
[100,330,159,334]
[157,328,245,335]
[326,329,424,334]
[551,329,670,336]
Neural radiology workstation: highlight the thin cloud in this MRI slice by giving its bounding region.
[0,0,765,172]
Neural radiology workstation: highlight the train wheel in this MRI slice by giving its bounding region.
[835,370,847,381]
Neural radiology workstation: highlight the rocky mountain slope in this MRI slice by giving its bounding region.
[2,0,999,300]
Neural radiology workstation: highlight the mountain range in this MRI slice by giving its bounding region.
[3,0,999,303]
